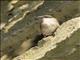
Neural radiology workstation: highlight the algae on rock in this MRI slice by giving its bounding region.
[13,17,80,60]
[1,0,80,60]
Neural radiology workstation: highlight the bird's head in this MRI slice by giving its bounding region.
[35,15,54,23]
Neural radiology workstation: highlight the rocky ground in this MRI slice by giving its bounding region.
[0,0,80,60]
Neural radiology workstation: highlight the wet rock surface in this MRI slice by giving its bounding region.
[1,0,80,60]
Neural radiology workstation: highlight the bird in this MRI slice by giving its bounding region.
[37,15,60,37]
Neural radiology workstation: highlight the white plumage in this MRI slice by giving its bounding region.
[40,15,59,36]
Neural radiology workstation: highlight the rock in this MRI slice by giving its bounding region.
[1,1,80,60]
[12,17,80,60]
[1,0,44,58]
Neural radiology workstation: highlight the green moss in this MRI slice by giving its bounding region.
[39,29,80,60]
